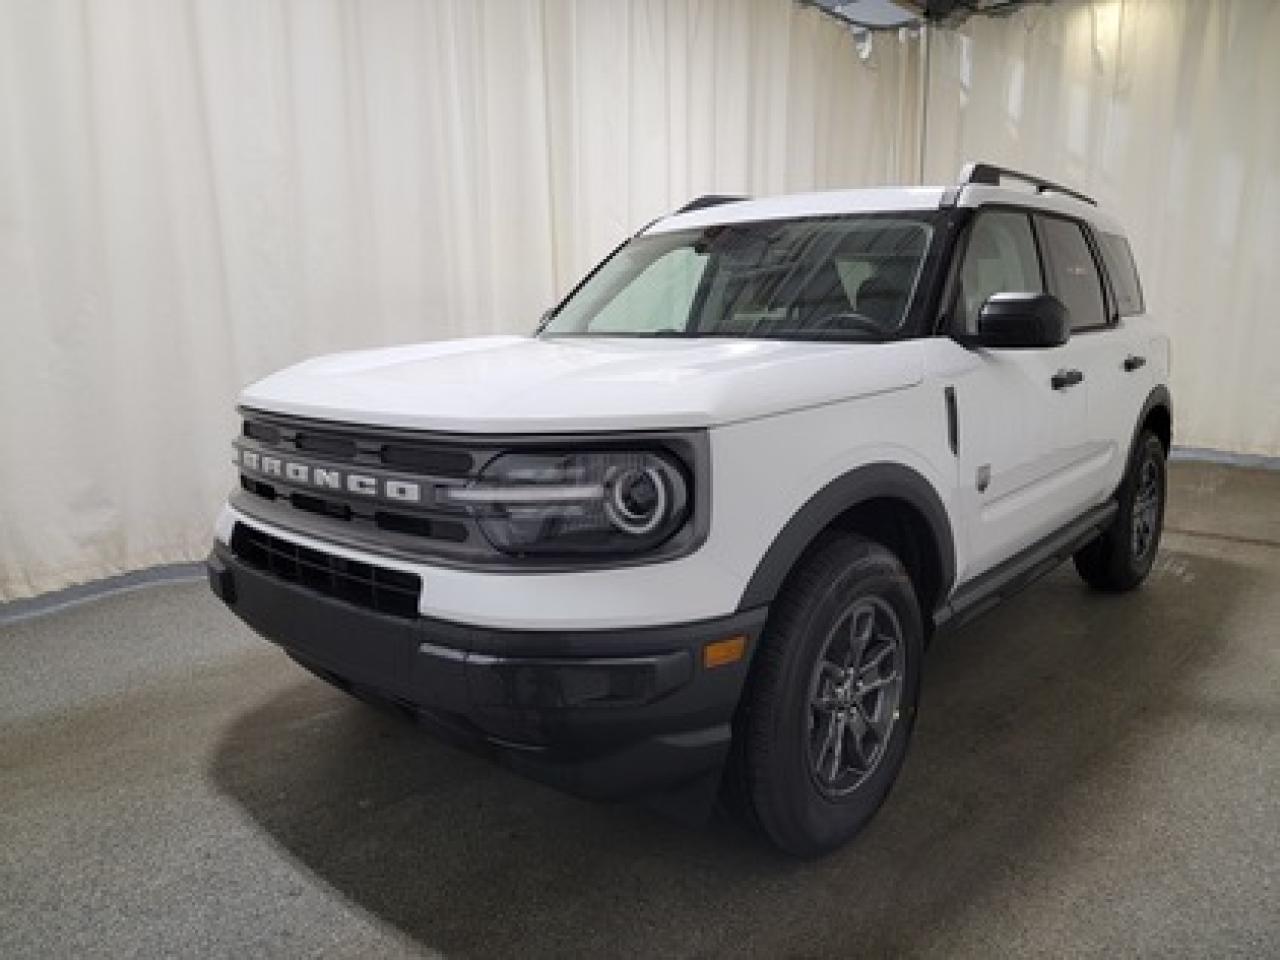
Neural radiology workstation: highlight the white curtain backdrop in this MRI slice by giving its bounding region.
[5,0,1276,602]
[0,0,919,600]
[923,0,1280,459]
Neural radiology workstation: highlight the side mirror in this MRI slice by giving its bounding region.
[965,292,1070,349]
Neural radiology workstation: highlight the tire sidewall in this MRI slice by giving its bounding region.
[1120,433,1167,579]
[758,544,924,853]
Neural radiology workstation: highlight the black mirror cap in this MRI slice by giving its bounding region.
[972,292,1070,349]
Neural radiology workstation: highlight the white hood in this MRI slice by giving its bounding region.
[240,335,925,432]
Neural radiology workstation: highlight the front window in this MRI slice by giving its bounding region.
[955,210,1043,333]
[542,215,938,341]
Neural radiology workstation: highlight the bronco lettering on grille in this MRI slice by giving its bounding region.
[234,445,423,504]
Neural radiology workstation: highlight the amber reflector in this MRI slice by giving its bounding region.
[703,634,747,669]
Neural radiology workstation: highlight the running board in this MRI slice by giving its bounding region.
[934,501,1118,632]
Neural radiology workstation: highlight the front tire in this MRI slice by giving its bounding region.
[735,534,924,857]
[1074,430,1167,591]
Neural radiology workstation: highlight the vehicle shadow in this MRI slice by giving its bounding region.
[208,547,1252,958]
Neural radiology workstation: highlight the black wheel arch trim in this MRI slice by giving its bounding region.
[736,462,956,613]
[1130,384,1172,460]
[1106,384,1170,502]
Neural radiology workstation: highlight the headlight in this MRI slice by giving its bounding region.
[442,451,690,557]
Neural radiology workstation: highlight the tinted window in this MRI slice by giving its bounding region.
[543,215,936,341]
[1098,232,1144,315]
[956,211,1042,332]
[1038,217,1107,330]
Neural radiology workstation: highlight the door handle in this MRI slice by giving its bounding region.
[1123,355,1147,372]
[1051,368,1084,390]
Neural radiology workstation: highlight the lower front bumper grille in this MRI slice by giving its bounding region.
[229,522,420,619]
[208,539,767,802]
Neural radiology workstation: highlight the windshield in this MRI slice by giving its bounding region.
[541,214,937,341]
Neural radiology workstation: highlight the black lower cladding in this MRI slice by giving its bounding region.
[208,535,766,801]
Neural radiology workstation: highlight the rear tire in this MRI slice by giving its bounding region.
[734,534,923,857]
[1074,430,1166,591]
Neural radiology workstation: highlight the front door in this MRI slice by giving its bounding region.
[933,209,1094,581]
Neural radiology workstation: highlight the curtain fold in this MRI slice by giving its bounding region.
[923,0,1280,458]
[10,0,1270,603]
[0,0,918,600]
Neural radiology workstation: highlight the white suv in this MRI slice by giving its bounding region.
[208,163,1171,856]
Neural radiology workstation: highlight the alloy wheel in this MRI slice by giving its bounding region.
[806,596,905,797]
[1131,454,1161,560]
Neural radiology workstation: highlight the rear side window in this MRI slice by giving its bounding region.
[1036,216,1108,331]
[1097,232,1145,316]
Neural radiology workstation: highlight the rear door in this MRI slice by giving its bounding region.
[1082,229,1160,495]
[1032,214,1122,506]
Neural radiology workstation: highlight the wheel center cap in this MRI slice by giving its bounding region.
[836,676,858,705]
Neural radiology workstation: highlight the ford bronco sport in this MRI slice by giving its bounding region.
[208,163,1171,856]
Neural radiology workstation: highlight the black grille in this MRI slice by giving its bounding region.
[243,412,474,478]
[237,475,469,542]
[236,410,486,552]
[230,523,421,619]
[380,444,474,476]
[243,420,281,444]
[295,432,358,460]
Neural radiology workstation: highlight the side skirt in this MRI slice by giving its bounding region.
[933,501,1118,632]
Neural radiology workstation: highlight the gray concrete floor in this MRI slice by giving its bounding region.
[2,461,1278,959]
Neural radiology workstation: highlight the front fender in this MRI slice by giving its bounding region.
[736,461,955,612]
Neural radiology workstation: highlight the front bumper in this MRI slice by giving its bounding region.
[207,542,766,802]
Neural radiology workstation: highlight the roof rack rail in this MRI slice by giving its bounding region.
[675,194,748,214]
[945,162,1096,207]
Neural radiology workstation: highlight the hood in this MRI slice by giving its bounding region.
[239,335,925,433]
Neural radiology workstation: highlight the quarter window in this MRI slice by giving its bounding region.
[1037,216,1108,331]
[955,211,1043,333]
[1097,232,1145,316]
